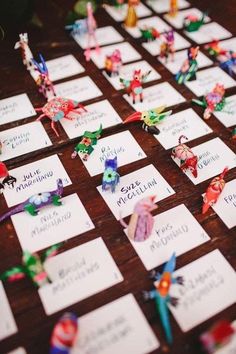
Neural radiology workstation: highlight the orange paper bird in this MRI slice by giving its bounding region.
[202,167,228,214]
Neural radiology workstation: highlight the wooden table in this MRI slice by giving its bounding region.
[0,1,236,353]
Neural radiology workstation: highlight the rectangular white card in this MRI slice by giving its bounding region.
[104,60,161,90]
[105,2,152,21]
[155,108,212,149]
[172,138,236,185]
[0,281,17,341]
[127,204,209,270]
[81,131,146,177]
[142,31,190,56]
[38,237,123,315]
[169,250,236,332]
[7,348,27,354]
[4,155,71,207]
[158,50,212,74]
[185,67,236,97]
[123,82,186,111]
[213,95,236,127]
[0,122,52,161]
[147,0,190,13]
[97,164,175,220]
[0,94,35,125]
[164,8,210,29]
[60,99,122,139]
[212,179,236,229]
[46,55,85,82]
[71,294,159,354]
[54,76,103,102]
[184,22,232,44]
[124,16,171,38]
[11,193,94,253]
[72,26,123,49]
[90,42,141,69]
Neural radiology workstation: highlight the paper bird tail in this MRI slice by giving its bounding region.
[0,204,24,223]
[192,98,206,107]
[155,297,173,344]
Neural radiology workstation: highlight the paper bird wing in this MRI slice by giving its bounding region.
[0,266,26,282]
[192,98,206,107]
[42,243,62,262]
[151,109,172,124]
[155,296,173,344]
[120,78,131,88]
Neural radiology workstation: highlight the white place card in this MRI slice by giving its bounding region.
[54,76,103,102]
[46,55,85,82]
[0,281,17,341]
[213,95,236,127]
[123,82,186,111]
[124,16,171,38]
[164,8,210,29]
[97,164,175,220]
[72,26,123,49]
[155,108,212,149]
[0,122,52,162]
[4,154,71,207]
[60,100,122,139]
[172,137,236,185]
[80,130,147,177]
[220,37,236,51]
[39,237,123,315]
[142,31,190,56]
[185,67,236,97]
[7,348,27,354]
[71,294,159,354]
[11,193,94,253]
[158,50,212,74]
[169,250,236,332]
[212,179,236,229]
[0,93,35,125]
[184,22,232,44]
[90,42,141,69]
[147,0,190,13]
[104,60,161,90]
[105,2,152,21]
[127,204,210,270]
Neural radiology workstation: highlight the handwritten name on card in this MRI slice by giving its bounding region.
[60,100,122,139]
[0,122,52,162]
[54,76,103,102]
[0,281,17,341]
[127,204,210,270]
[90,42,141,69]
[11,193,94,253]
[184,22,232,44]
[169,250,236,332]
[123,82,186,111]
[71,294,159,354]
[73,26,123,49]
[185,67,236,97]
[147,0,190,13]
[212,179,236,229]
[4,155,71,207]
[82,131,146,177]
[164,8,210,29]
[213,95,236,127]
[155,108,212,149]
[143,31,190,56]
[124,16,170,38]
[0,94,35,125]
[97,164,175,220]
[46,55,85,82]
[105,2,152,22]
[39,238,123,315]
[103,60,161,91]
[158,50,212,75]
[172,138,236,185]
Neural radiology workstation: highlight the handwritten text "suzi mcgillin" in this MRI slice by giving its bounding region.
[117,179,157,207]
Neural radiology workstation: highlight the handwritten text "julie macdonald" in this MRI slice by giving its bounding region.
[150,224,188,251]
[51,261,100,295]
[77,316,132,354]
[31,211,71,237]
[177,265,224,311]
[117,178,157,207]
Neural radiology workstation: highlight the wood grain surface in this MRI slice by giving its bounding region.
[0,1,236,353]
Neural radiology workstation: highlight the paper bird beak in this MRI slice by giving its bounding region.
[124,111,142,123]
